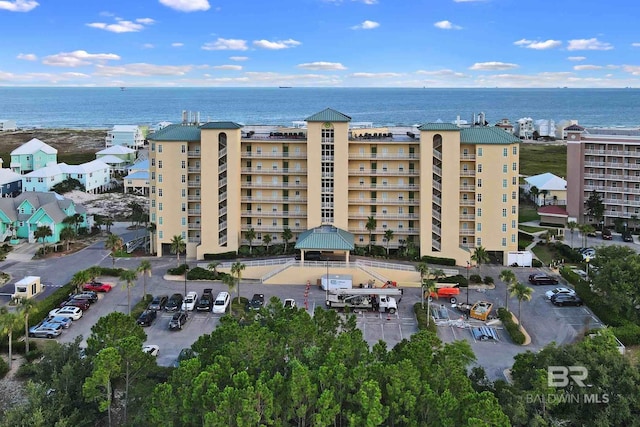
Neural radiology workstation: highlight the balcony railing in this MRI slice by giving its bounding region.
[242,152,307,159]
[348,183,419,190]
[187,151,201,157]
[241,181,306,188]
[348,168,419,176]
[241,168,307,175]
[188,181,200,188]
[460,170,476,177]
[459,229,475,236]
[349,213,419,220]
[348,198,419,205]
[460,199,475,206]
[242,210,307,217]
[188,195,201,201]
[348,153,419,160]
[241,196,307,202]
[188,223,201,229]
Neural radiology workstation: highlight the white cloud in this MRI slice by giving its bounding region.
[632,42,640,47]
[0,0,38,12]
[469,61,518,71]
[573,65,603,71]
[416,69,468,78]
[351,20,379,30]
[142,43,155,49]
[61,72,90,78]
[94,63,193,77]
[230,56,248,61]
[171,43,184,47]
[87,17,154,33]
[253,39,301,49]
[623,65,640,76]
[514,39,561,50]
[349,72,402,78]
[17,53,37,61]
[202,38,248,51]
[568,56,586,61]
[213,65,242,70]
[434,20,462,30]
[297,61,347,71]
[158,0,210,12]
[42,50,121,67]
[567,38,613,51]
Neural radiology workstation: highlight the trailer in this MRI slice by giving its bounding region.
[325,288,403,313]
[453,300,494,321]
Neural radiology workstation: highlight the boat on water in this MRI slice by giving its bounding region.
[120,87,126,91]
[279,86,292,89]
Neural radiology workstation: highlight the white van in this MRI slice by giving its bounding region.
[212,291,230,314]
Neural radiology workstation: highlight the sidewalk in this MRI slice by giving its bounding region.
[4,241,38,262]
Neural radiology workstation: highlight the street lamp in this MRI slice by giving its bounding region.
[585,256,590,280]
[466,261,470,305]
[183,264,189,313]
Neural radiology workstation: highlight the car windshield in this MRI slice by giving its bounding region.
[215,300,225,305]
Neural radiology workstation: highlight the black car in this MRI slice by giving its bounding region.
[602,229,612,240]
[248,293,265,310]
[136,310,157,326]
[528,274,559,286]
[165,293,184,312]
[148,295,169,311]
[169,312,188,330]
[551,294,583,307]
[196,289,213,312]
[622,231,634,243]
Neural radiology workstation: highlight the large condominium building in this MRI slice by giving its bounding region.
[567,126,640,226]
[148,108,520,265]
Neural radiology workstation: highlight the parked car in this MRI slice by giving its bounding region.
[148,295,169,311]
[196,289,214,312]
[45,315,72,329]
[622,231,634,242]
[528,274,559,286]
[71,292,98,303]
[142,344,160,357]
[602,229,612,240]
[83,281,113,293]
[60,299,90,311]
[212,291,231,314]
[169,311,188,330]
[283,298,296,309]
[545,287,576,300]
[173,347,197,367]
[165,293,184,312]
[49,306,83,320]
[136,310,157,327]
[248,293,265,310]
[28,323,63,339]
[295,250,322,261]
[551,294,584,307]
[181,291,198,311]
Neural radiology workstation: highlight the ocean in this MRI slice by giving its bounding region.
[0,87,638,129]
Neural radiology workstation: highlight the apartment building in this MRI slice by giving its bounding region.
[148,108,520,265]
[567,127,640,226]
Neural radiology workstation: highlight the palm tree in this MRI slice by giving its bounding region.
[105,233,123,267]
[567,221,578,249]
[18,298,38,353]
[87,266,102,283]
[383,229,394,256]
[263,233,272,254]
[471,246,489,271]
[540,189,549,206]
[365,216,377,254]
[221,274,236,315]
[423,277,437,326]
[119,269,138,315]
[60,227,76,252]
[147,222,157,254]
[104,217,114,234]
[282,227,293,254]
[415,262,430,309]
[499,269,517,311]
[170,235,186,264]
[34,225,53,255]
[510,282,533,325]
[0,307,19,370]
[137,260,152,298]
[71,270,91,293]
[230,261,246,305]
[529,185,540,205]
[244,228,256,255]
[207,261,220,278]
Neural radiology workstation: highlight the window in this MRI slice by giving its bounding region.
[503,179,507,188]
[477,164,483,172]
[512,177,517,185]
[158,189,162,197]
[272,219,277,226]
[477,193,482,202]
[502,238,507,247]
[502,223,507,232]
[502,208,507,217]
[181,218,186,226]
[158,174,163,183]
[181,203,186,212]
[512,206,517,214]
[477,148,483,157]
[512,220,516,228]
[512,146,517,155]
[151,200,156,207]
[151,186,156,194]
[503,164,507,173]
[151,143,156,151]
[182,189,186,197]
[159,218,163,225]
[512,162,517,171]
[181,161,186,169]
[512,191,517,200]
[512,234,516,243]
[158,203,163,211]
[477,223,482,231]
[158,160,163,169]
[158,145,163,153]
[181,175,186,183]
[181,145,186,153]
[503,148,508,157]
[151,158,155,166]
[502,194,507,202]
[476,237,482,246]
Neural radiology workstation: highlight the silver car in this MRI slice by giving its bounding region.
[28,323,63,339]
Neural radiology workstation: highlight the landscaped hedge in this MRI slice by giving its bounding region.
[413,303,438,334]
[187,266,216,280]
[439,274,468,287]
[497,307,526,345]
[552,242,583,263]
[203,251,238,260]
[611,324,640,346]
[420,255,456,266]
[168,263,189,275]
[532,259,543,268]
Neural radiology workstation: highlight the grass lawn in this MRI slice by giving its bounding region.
[520,143,567,178]
[519,205,540,223]
[519,225,548,233]
[531,243,555,265]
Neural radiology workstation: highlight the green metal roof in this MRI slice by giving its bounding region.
[460,127,521,144]
[417,123,460,131]
[200,121,243,129]
[148,124,201,141]
[305,108,352,122]
[295,225,355,251]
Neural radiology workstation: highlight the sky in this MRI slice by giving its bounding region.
[0,0,639,88]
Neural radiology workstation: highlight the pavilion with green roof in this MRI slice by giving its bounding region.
[295,225,354,262]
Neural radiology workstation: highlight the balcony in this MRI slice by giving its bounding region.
[219,147,227,158]
[188,237,201,243]
[241,181,306,188]
[349,213,419,220]
[188,223,201,230]
[241,196,307,202]
[348,198,419,205]
[348,168,419,176]
[350,227,419,234]
[242,151,307,159]
[432,181,442,191]
[242,210,307,217]
[348,183,419,190]
[432,224,441,235]
[432,149,442,161]
[460,170,476,177]
[460,186,475,192]
[433,195,442,206]
[188,166,201,173]
[219,221,227,230]
[459,214,475,220]
[188,194,201,201]
[188,181,200,188]
[241,167,307,175]
[460,154,476,160]
[460,199,475,206]
[241,225,306,232]
[432,240,441,251]
[187,151,201,158]
[433,165,442,176]
[187,209,201,215]
[585,149,640,157]
[432,210,441,221]
[348,153,418,160]
[459,229,475,236]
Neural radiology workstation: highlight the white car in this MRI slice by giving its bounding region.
[181,291,198,311]
[49,306,83,320]
[143,344,160,357]
[283,298,296,309]
[545,287,576,300]
[212,291,230,314]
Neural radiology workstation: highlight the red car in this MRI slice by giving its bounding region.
[60,299,90,311]
[83,281,113,292]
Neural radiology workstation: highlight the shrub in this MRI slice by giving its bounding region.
[469,274,482,284]
[497,307,526,345]
[98,267,125,277]
[611,324,640,346]
[130,294,154,320]
[483,276,494,285]
[532,259,543,268]
[420,255,456,266]
[0,357,8,379]
[439,274,468,287]
[413,303,438,334]
[24,348,42,362]
[168,263,189,275]
[552,242,583,263]
[187,267,215,280]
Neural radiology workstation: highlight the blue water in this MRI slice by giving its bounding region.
[0,87,638,129]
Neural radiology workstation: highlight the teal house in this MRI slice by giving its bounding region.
[0,192,89,244]
[10,138,58,175]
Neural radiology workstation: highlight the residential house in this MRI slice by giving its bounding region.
[10,138,58,174]
[0,161,23,197]
[0,191,89,244]
[0,120,17,131]
[524,172,567,206]
[96,145,136,174]
[515,118,534,140]
[61,160,112,193]
[124,159,149,196]
[105,125,145,149]
[494,118,514,134]
[22,164,66,192]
